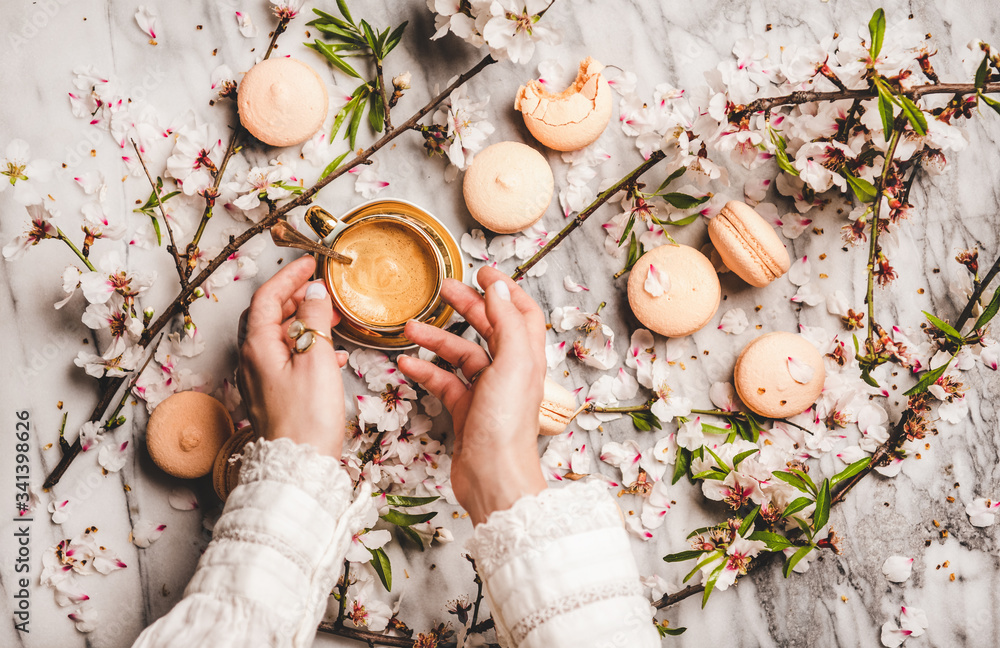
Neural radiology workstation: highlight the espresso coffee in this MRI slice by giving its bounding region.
[329,218,439,326]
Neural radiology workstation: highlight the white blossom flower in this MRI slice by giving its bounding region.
[168,487,199,511]
[350,158,389,198]
[431,86,495,174]
[229,165,295,211]
[649,358,691,424]
[640,479,673,530]
[460,229,490,261]
[235,11,258,38]
[881,605,928,647]
[3,204,60,260]
[98,440,129,473]
[78,250,156,306]
[75,344,144,379]
[0,139,55,205]
[166,122,222,196]
[708,531,766,591]
[481,0,560,64]
[345,579,395,632]
[270,0,305,20]
[346,507,392,563]
[427,0,487,46]
[718,309,749,334]
[48,498,71,525]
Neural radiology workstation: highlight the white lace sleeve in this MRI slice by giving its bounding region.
[466,480,660,648]
[132,438,371,648]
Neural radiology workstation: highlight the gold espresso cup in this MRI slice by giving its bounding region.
[324,214,446,335]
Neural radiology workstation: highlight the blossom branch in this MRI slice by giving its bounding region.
[184,128,241,275]
[511,150,667,281]
[375,58,393,131]
[731,81,1000,121]
[42,54,497,489]
[130,139,187,287]
[55,227,96,272]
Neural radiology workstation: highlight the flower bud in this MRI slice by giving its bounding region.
[392,72,411,91]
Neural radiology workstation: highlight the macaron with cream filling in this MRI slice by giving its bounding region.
[708,200,791,287]
[539,376,577,436]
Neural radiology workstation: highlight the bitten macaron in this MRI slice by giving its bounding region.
[146,391,233,479]
[627,244,721,337]
[708,200,791,287]
[463,141,554,234]
[238,57,329,147]
[538,376,577,436]
[734,332,826,418]
[515,57,613,151]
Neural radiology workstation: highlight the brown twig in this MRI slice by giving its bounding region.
[511,150,667,281]
[131,139,187,286]
[184,128,241,276]
[731,81,1000,121]
[43,54,497,489]
[957,251,1000,330]
[375,58,393,131]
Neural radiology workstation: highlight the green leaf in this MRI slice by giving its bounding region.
[733,448,759,468]
[659,625,687,636]
[813,479,831,532]
[899,95,928,136]
[830,457,871,490]
[782,545,813,578]
[347,92,368,149]
[663,213,700,227]
[782,496,814,518]
[383,22,408,57]
[368,92,385,133]
[380,509,437,527]
[700,423,731,436]
[738,506,760,536]
[923,310,962,343]
[703,445,731,474]
[904,358,951,396]
[312,22,366,46]
[629,410,661,431]
[981,92,1000,115]
[336,0,354,24]
[868,8,886,60]
[684,551,722,583]
[662,192,709,210]
[690,468,728,481]
[397,525,425,550]
[975,54,990,90]
[702,560,726,608]
[876,82,896,136]
[843,172,878,203]
[383,494,439,507]
[748,530,795,551]
[619,212,638,247]
[359,19,378,54]
[368,546,392,590]
[149,215,162,246]
[672,447,691,485]
[320,150,351,179]
[972,285,1000,332]
[772,470,812,495]
[654,166,687,194]
[307,40,362,78]
[860,365,881,388]
[309,8,339,23]
[663,549,704,563]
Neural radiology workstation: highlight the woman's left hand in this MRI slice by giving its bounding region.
[236,255,350,457]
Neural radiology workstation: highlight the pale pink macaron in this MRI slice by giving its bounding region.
[147,391,234,479]
[708,200,791,287]
[463,141,554,233]
[238,57,329,147]
[626,244,721,337]
[734,332,826,418]
[515,57,613,152]
[538,376,577,436]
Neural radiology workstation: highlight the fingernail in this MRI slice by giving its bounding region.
[305,282,328,301]
[492,280,510,302]
[336,350,349,363]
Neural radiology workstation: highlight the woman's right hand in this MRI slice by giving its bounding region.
[397,266,548,525]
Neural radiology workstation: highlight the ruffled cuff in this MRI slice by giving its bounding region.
[134,438,371,648]
[466,480,659,648]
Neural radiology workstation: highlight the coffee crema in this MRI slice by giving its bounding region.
[328,218,438,326]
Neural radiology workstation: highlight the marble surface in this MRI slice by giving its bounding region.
[1,0,999,646]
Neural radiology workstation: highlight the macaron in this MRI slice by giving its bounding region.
[626,244,721,337]
[238,57,329,147]
[515,57,612,152]
[212,426,257,502]
[146,391,234,479]
[708,200,791,287]
[538,376,577,436]
[734,332,826,418]
[463,141,554,234]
